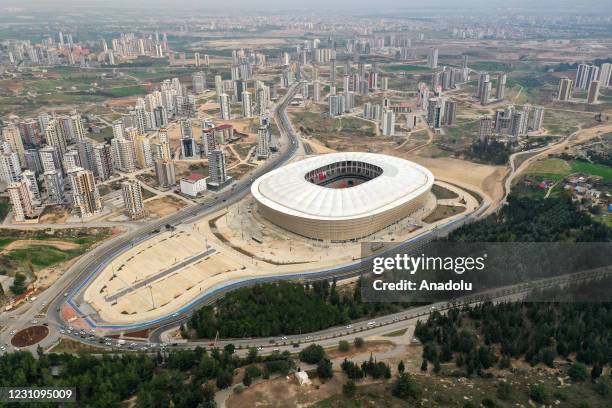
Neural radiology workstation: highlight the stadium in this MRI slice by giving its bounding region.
[251,152,435,241]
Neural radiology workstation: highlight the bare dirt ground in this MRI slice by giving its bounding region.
[0,239,80,254]
[145,196,187,218]
[39,205,70,223]
[403,156,505,210]
[227,374,347,408]
[11,325,49,347]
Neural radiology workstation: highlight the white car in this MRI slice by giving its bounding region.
[59,330,65,334]
[281,336,287,340]
[172,313,179,317]
[346,325,352,329]
[9,330,15,336]
[31,320,38,324]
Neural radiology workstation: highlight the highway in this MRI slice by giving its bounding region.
[43,267,612,356]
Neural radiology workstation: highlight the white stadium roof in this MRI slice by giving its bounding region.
[251,152,434,220]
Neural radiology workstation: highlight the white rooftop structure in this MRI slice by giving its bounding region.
[252,152,433,220]
[251,152,434,241]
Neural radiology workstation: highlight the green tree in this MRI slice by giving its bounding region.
[392,373,421,401]
[299,344,325,364]
[343,380,356,397]
[10,273,27,295]
[568,362,588,382]
[496,382,512,401]
[243,371,252,387]
[354,337,364,348]
[317,358,333,381]
[216,370,233,389]
[398,360,405,374]
[529,384,549,404]
[338,340,350,352]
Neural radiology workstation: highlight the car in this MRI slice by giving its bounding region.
[30,320,38,324]
[346,325,352,329]
[172,313,179,317]
[105,342,112,346]
[90,329,95,333]
[68,326,74,331]
[0,346,5,351]
[9,330,15,336]
[273,348,280,352]
[281,336,287,340]
[367,321,376,326]
[257,346,263,351]
[64,293,68,297]
[59,330,65,334]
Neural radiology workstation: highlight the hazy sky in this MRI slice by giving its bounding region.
[5,0,610,12]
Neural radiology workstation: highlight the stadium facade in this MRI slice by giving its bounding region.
[251,152,434,241]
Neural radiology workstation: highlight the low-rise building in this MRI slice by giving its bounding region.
[180,173,207,197]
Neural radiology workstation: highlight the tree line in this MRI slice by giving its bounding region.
[0,345,293,407]
[185,279,404,339]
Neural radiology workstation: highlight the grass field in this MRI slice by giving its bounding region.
[526,158,572,180]
[383,64,432,73]
[570,160,612,182]
[423,205,466,223]
[431,184,459,200]
[0,198,10,222]
[0,228,115,280]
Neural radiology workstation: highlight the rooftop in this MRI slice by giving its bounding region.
[251,152,434,220]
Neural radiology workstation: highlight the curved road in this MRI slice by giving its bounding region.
[0,82,303,352]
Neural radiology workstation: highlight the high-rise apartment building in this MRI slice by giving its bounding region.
[43,170,64,204]
[154,159,176,189]
[68,168,101,218]
[45,120,68,157]
[496,73,506,100]
[7,180,35,222]
[381,109,395,136]
[557,77,573,101]
[0,145,22,184]
[427,47,438,69]
[93,144,113,181]
[193,72,206,94]
[575,64,599,90]
[242,91,252,118]
[219,93,231,120]
[207,150,231,190]
[121,180,146,219]
[478,116,493,143]
[256,125,270,159]
[587,80,600,104]
[111,137,136,172]
[2,124,26,168]
[134,134,153,168]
